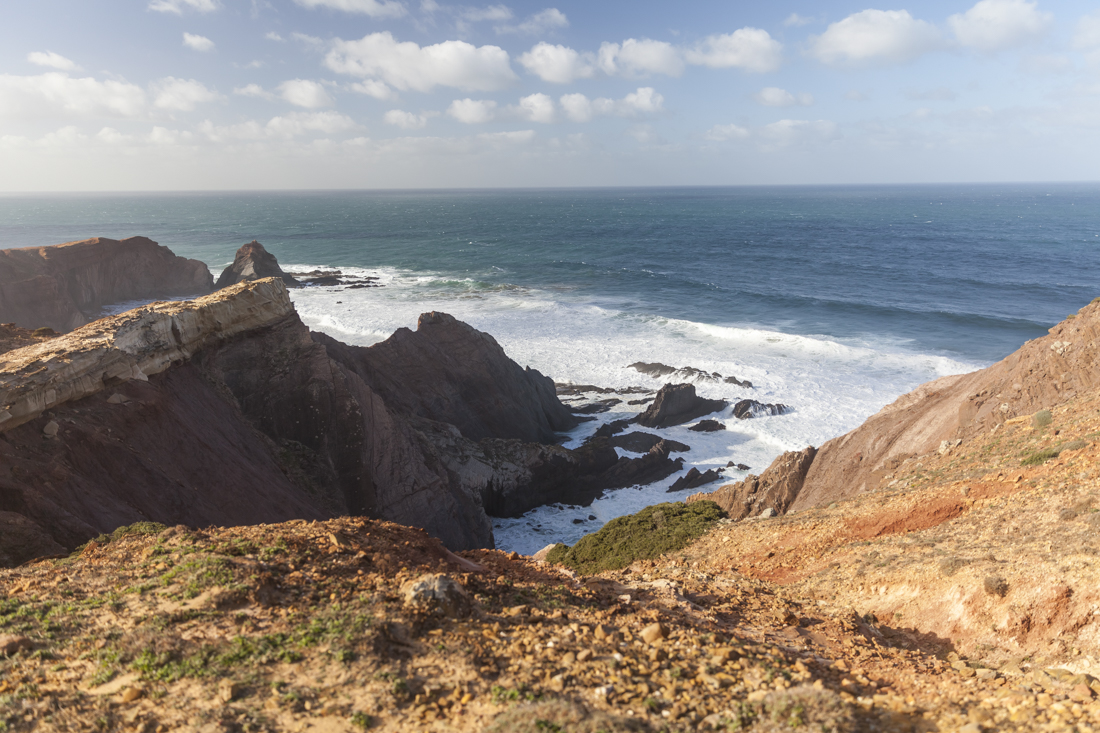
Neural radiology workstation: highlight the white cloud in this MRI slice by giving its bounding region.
[462,4,512,22]
[293,0,407,18]
[497,8,569,35]
[152,77,220,111]
[27,51,80,71]
[383,109,432,128]
[948,0,1051,52]
[1076,12,1100,49]
[518,43,595,84]
[512,92,555,123]
[200,110,356,141]
[703,123,750,141]
[265,31,285,41]
[684,29,783,73]
[183,33,216,52]
[447,98,497,123]
[349,80,396,100]
[291,32,326,50]
[277,79,333,108]
[784,13,816,27]
[326,32,518,92]
[905,87,956,101]
[148,0,219,14]
[559,87,664,122]
[0,73,146,119]
[598,38,684,77]
[148,126,193,145]
[97,127,129,144]
[754,87,813,106]
[760,119,840,147]
[234,83,274,99]
[808,10,941,67]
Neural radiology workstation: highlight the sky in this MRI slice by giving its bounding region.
[1,0,1099,190]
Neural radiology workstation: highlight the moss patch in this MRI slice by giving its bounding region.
[546,501,726,575]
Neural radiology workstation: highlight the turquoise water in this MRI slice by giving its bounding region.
[2,185,1097,551]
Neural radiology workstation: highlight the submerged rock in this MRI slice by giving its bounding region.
[732,399,790,419]
[608,431,690,454]
[689,419,726,432]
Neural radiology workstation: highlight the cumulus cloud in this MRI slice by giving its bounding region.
[518,43,595,84]
[384,109,432,128]
[326,32,518,92]
[277,79,333,108]
[753,87,813,106]
[598,38,684,77]
[760,119,840,147]
[27,51,80,71]
[0,73,146,119]
[350,79,396,100]
[148,0,219,13]
[784,13,816,27]
[199,110,356,141]
[512,92,555,123]
[684,29,783,72]
[948,0,1051,52]
[234,83,274,99]
[265,31,285,41]
[293,0,406,18]
[808,10,941,67]
[183,33,215,52]
[497,8,569,35]
[703,123,750,141]
[447,98,497,123]
[152,77,220,111]
[461,4,512,22]
[559,87,664,122]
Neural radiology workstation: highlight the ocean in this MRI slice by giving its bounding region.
[2,184,1097,553]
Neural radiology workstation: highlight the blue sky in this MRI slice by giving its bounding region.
[1,0,1098,189]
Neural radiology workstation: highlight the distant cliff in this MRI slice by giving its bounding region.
[692,298,1100,516]
[0,236,213,332]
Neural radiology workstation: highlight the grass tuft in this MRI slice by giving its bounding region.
[545,501,726,575]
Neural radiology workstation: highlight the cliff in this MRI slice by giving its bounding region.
[0,236,213,332]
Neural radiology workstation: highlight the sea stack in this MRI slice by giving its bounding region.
[216,240,300,289]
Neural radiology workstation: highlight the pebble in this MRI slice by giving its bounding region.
[640,622,668,644]
[42,420,59,437]
[121,687,143,703]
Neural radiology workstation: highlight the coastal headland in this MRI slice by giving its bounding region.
[1,237,1099,731]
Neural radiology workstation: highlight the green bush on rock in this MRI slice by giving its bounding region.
[545,501,726,575]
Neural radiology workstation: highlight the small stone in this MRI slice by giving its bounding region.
[121,687,143,703]
[640,622,668,644]
[561,652,576,666]
[1072,683,1095,702]
[42,420,59,437]
[106,393,129,404]
[0,635,34,656]
[759,507,777,518]
[401,574,470,618]
[593,624,616,641]
[577,650,594,662]
[218,680,239,703]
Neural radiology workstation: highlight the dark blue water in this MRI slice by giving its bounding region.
[0,184,1096,363]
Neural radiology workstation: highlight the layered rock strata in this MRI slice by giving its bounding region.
[0,236,212,332]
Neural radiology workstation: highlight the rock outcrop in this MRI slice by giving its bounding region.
[215,240,300,289]
[0,236,213,332]
[732,399,790,419]
[688,447,816,519]
[635,383,726,429]
[667,467,723,492]
[317,312,578,444]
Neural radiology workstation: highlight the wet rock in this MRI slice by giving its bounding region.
[732,399,790,419]
[402,574,471,617]
[627,397,654,405]
[724,375,753,388]
[668,468,723,492]
[571,398,622,415]
[216,240,300,289]
[593,419,632,439]
[608,431,689,454]
[597,440,684,490]
[689,419,725,433]
[636,384,727,429]
[727,461,751,470]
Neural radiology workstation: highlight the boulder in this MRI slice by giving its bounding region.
[667,467,723,492]
[215,240,299,288]
[689,419,726,432]
[688,447,817,520]
[732,399,790,419]
[608,431,690,453]
[0,236,213,332]
[635,384,726,429]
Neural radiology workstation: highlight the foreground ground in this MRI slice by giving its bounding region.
[3,498,1098,732]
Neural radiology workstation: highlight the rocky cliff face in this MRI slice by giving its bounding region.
[692,298,1100,516]
[215,240,300,289]
[0,236,213,332]
[317,312,578,444]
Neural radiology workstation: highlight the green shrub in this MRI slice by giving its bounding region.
[1021,448,1059,466]
[1032,410,1053,429]
[984,576,1009,598]
[545,501,726,575]
[1060,440,1087,453]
